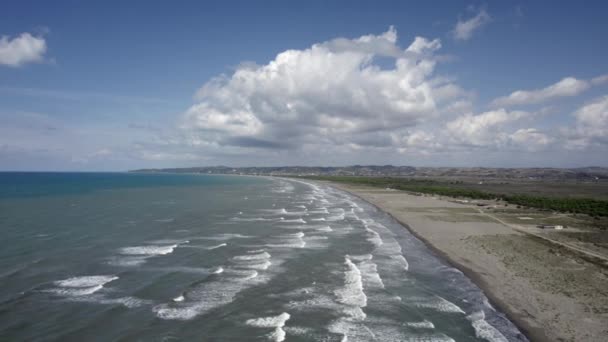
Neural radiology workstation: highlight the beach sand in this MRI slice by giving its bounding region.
[327,182,608,342]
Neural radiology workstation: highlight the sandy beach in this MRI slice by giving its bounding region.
[327,182,608,342]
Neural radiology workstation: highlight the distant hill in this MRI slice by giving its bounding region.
[130,165,608,181]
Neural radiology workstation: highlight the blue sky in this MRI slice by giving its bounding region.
[1,1,607,170]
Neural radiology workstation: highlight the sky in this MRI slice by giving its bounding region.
[1,0,607,171]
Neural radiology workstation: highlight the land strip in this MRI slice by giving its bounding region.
[324,181,608,342]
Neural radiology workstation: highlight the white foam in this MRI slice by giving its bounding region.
[154,305,200,320]
[405,320,435,329]
[335,257,367,308]
[228,269,259,280]
[268,327,287,342]
[206,243,227,250]
[246,312,291,342]
[400,334,455,342]
[266,240,306,248]
[154,265,266,320]
[230,217,273,222]
[310,218,326,221]
[348,254,372,262]
[239,260,272,270]
[233,251,271,261]
[200,233,252,241]
[266,232,307,248]
[315,226,333,232]
[173,295,185,302]
[97,296,149,308]
[410,296,465,314]
[246,312,291,328]
[54,275,118,288]
[281,218,306,223]
[308,208,329,214]
[392,255,409,271]
[364,227,383,248]
[148,239,189,244]
[49,275,118,297]
[49,285,104,296]
[162,266,220,274]
[107,256,148,266]
[120,244,178,256]
[212,267,224,274]
[467,311,509,342]
[326,214,345,221]
[358,260,385,289]
[155,218,174,222]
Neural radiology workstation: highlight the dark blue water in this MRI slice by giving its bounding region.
[0,173,525,341]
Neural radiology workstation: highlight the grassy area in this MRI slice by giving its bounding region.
[300,176,608,218]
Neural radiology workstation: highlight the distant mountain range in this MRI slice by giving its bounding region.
[130,165,608,181]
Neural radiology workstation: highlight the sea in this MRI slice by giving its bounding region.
[0,172,527,341]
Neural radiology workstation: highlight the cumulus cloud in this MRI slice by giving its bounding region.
[181,27,465,154]
[491,75,608,107]
[509,128,552,151]
[0,32,47,67]
[452,8,491,41]
[445,108,530,146]
[564,95,608,149]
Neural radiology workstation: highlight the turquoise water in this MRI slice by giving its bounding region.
[0,173,526,341]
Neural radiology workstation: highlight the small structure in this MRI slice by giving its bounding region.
[537,224,564,230]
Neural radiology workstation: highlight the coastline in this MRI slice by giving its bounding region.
[323,181,608,342]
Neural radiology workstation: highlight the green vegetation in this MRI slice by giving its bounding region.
[301,176,608,217]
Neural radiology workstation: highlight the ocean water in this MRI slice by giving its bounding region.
[0,172,527,341]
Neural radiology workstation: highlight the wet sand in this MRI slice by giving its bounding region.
[327,182,608,342]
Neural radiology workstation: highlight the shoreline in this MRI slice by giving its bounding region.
[323,181,608,342]
[329,182,542,342]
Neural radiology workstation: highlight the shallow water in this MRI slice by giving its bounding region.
[0,173,526,341]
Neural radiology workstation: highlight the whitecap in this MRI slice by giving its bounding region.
[405,320,435,329]
[467,311,509,342]
[230,217,273,222]
[48,285,104,296]
[246,312,291,342]
[49,275,118,297]
[281,218,306,223]
[335,257,367,308]
[107,256,148,266]
[246,312,291,328]
[365,227,383,248]
[54,275,118,288]
[409,296,465,314]
[206,243,227,250]
[233,251,271,261]
[392,255,409,271]
[97,296,150,308]
[120,244,178,256]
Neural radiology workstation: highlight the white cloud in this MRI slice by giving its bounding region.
[509,128,552,151]
[491,75,608,107]
[564,95,608,149]
[446,108,529,146]
[180,27,465,154]
[591,74,608,86]
[0,32,47,67]
[452,8,491,41]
